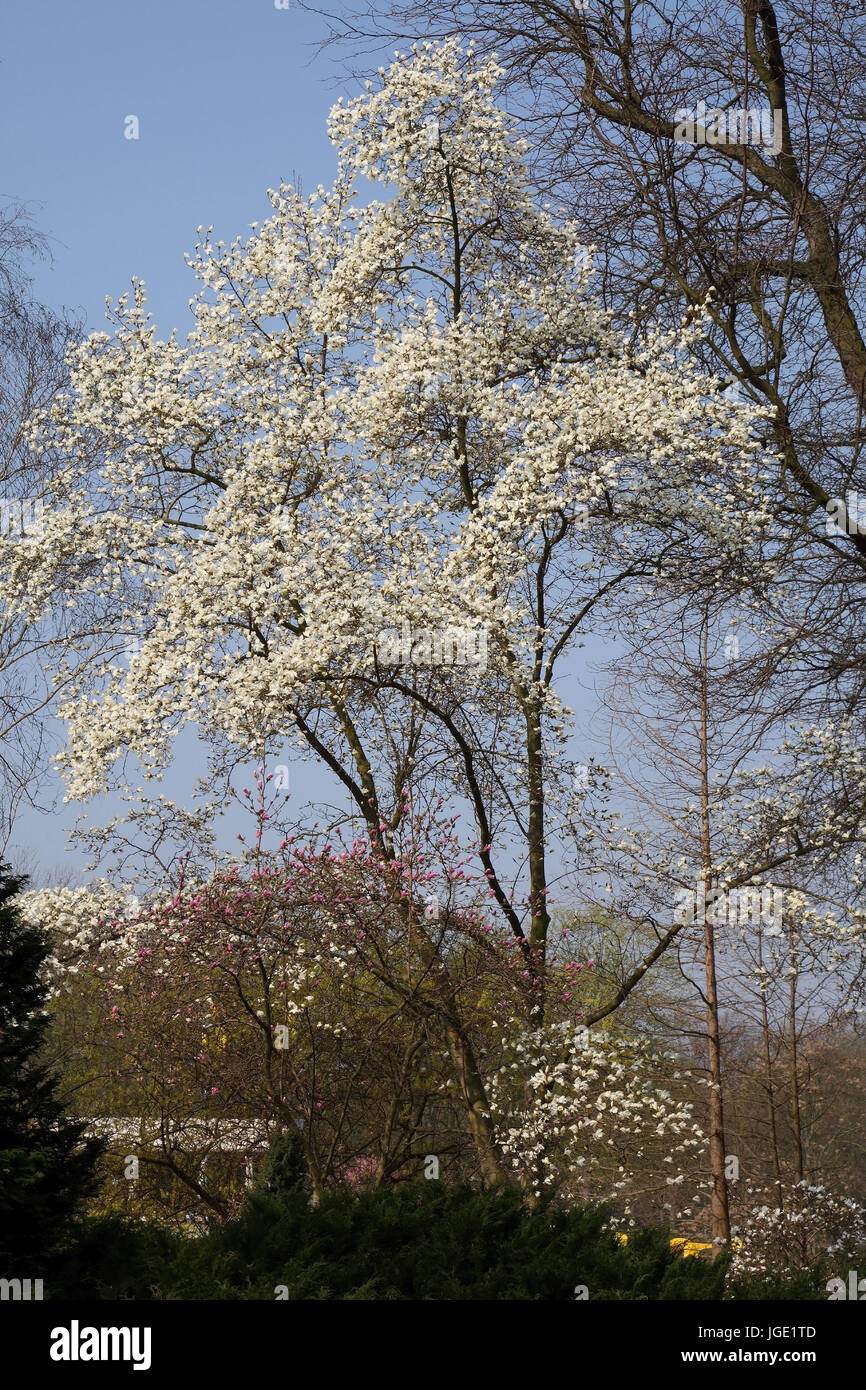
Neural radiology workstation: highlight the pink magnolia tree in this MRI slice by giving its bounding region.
[25,792,708,1223]
[59,806,526,1210]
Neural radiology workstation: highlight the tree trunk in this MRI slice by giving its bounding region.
[758,929,785,1210]
[699,611,731,1245]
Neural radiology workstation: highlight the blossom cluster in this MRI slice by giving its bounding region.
[729,1181,866,1279]
[16,881,141,991]
[485,1020,706,1202]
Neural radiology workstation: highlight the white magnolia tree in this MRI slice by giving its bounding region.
[3,44,775,1035]
[485,1020,706,1211]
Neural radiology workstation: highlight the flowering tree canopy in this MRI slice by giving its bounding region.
[2,42,775,1005]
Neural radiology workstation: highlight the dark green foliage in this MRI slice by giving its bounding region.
[0,864,105,1276]
[252,1126,309,1201]
[47,1213,181,1300]
[727,1266,829,1301]
[45,1174,838,1300]
[49,1179,729,1300]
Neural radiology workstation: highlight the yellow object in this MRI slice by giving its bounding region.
[615,1232,741,1258]
[670,1238,712,1258]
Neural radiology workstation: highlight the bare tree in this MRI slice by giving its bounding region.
[0,201,83,855]
[568,566,866,1241]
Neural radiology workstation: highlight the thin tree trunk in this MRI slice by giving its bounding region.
[412,915,510,1186]
[699,610,731,1245]
[441,1015,508,1186]
[787,924,805,1186]
[758,928,785,1210]
[786,921,807,1263]
[525,699,549,1022]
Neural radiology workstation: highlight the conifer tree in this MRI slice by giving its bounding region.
[0,864,104,1274]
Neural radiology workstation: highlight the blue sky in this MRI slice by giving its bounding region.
[2,1,352,335]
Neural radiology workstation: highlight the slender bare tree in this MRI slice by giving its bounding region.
[0,201,83,855]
